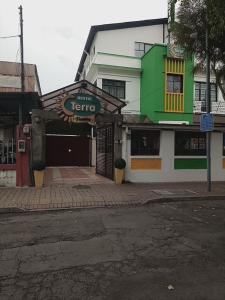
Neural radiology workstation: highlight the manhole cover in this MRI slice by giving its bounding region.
[72,185,90,190]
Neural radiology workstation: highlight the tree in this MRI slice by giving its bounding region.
[172,0,225,100]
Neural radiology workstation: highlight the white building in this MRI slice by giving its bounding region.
[75,18,168,115]
[74,18,225,183]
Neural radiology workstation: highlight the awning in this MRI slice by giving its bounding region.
[0,92,41,116]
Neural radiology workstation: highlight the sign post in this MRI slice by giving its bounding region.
[200,112,213,192]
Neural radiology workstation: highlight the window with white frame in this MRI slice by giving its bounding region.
[167,74,183,93]
[175,131,206,156]
[195,82,217,103]
[131,130,160,156]
[135,42,153,57]
[102,79,125,99]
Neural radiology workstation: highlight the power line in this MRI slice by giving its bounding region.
[0,35,19,39]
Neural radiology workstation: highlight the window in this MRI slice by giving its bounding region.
[131,130,160,156]
[102,79,125,99]
[167,74,183,93]
[175,131,206,156]
[195,82,217,103]
[135,42,153,57]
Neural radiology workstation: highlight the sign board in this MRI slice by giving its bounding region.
[200,113,214,132]
[168,44,185,59]
[58,93,101,123]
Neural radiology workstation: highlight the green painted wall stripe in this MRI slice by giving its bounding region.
[174,158,207,170]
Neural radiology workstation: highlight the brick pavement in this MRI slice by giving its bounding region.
[0,180,225,211]
[0,167,225,211]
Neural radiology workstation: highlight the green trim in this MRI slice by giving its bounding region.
[97,52,141,60]
[142,43,167,58]
[174,158,207,170]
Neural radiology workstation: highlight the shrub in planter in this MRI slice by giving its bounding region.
[114,158,126,184]
[33,160,45,188]
[115,158,126,169]
[33,160,45,171]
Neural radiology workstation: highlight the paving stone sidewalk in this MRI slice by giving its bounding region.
[0,181,225,212]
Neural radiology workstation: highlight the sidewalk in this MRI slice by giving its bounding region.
[0,181,225,212]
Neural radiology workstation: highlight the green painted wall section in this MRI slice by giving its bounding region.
[174,158,207,169]
[141,45,194,124]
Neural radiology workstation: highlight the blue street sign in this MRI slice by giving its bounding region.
[200,113,214,132]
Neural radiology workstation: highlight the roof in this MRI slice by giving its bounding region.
[0,61,42,95]
[0,92,42,115]
[41,80,126,114]
[75,18,168,81]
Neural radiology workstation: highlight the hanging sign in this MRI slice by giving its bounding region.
[57,93,101,123]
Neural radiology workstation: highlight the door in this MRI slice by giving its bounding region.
[46,135,90,166]
[96,125,114,179]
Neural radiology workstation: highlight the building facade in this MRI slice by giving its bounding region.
[0,61,41,187]
[75,18,225,183]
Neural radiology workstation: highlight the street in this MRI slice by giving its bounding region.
[0,199,225,299]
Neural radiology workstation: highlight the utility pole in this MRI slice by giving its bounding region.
[19,5,25,126]
[206,15,211,192]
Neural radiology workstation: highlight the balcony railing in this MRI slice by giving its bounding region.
[194,101,225,115]
[165,93,184,113]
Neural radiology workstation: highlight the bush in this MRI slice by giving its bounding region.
[114,158,126,169]
[32,160,45,171]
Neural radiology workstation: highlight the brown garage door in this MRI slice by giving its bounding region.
[46,135,90,166]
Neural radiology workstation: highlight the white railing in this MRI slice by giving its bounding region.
[194,101,225,115]
[0,139,16,164]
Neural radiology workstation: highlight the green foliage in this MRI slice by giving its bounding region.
[114,158,126,169]
[172,0,225,99]
[32,160,45,171]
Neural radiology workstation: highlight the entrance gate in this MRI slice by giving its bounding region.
[46,135,90,166]
[39,80,125,181]
[96,125,114,180]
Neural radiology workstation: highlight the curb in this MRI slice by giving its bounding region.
[0,207,25,214]
[0,201,141,215]
[0,195,225,215]
[143,195,225,205]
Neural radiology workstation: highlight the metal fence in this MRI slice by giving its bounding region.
[0,139,16,164]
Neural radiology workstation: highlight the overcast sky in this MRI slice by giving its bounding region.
[0,0,167,94]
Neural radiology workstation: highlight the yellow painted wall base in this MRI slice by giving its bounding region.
[131,159,162,170]
[34,170,44,188]
[115,168,124,184]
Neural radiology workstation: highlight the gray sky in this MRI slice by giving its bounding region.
[0,0,167,94]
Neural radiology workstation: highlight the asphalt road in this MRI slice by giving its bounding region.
[0,200,225,300]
